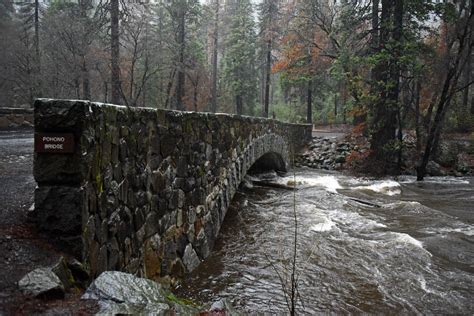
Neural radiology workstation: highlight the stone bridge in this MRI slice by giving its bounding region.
[33,99,311,281]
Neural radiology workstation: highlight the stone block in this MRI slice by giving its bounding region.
[145,212,159,239]
[34,186,84,237]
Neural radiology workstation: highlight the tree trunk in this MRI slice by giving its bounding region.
[371,0,379,51]
[193,82,198,112]
[369,0,395,160]
[414,80,421,152]
[307,79,313,125]
[369,0,402,173]
[462,50,471,118]
[422,90,439,131]
[211,0,219,113]
[34,0,41,98]
[417,3,473,180]
[103,81,108,103]
[79,1,90,101]
[164,69,176,109]
[110,0,121,105]
[263,40,271,118]
[417,79,453,180]
[193,73,200,112]
[81,57,91,100]
[394,0,404,174]
[236,95,243,115]
[176,3,186,111]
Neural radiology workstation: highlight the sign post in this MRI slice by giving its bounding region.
[34,133,75,154]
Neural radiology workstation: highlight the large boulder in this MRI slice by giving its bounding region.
[435,141,458,167]
[82,271,200,314]
[426,160,446,176]
[210,298,239,316]
[18,268,65,298]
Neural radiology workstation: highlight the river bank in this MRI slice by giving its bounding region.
[297,128,474,177]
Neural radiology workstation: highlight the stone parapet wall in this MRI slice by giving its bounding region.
[0,108,34,129]
[33,99,311,281]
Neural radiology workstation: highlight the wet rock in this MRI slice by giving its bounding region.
[210,298,238,315]
[335,155,346,163]
[82,271,199,314]
[182,244,201,272]
[67,259,89,284]
[51,257,75,289]
[435,141,458,167]
[298,136,354,171]
[426,161,446,176]
[18,268,65,298]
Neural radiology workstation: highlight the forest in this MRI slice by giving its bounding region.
[0,0,473,178]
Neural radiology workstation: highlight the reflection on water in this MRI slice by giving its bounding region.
[176,169,474,313]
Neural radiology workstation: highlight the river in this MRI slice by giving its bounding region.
[176,168,474,314]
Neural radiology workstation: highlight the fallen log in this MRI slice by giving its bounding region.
[347,197,381,208]
[251,180,297,190]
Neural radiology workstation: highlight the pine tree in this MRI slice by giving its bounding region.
[165,0,202,110]
[222,0,257,115]
[16,0,43,102]
[110,0,120,104]
[258,0,280,118]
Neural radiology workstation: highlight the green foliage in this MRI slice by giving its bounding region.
[222,0,258,115]
[165,292,199,307]
[273,102,301,123]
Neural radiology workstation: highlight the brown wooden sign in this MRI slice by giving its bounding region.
[34,133,75,154]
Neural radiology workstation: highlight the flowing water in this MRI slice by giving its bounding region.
[176,169,474,314]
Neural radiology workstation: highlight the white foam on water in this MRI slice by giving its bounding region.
[352,180,401,196]
[302,175,342,193]
[310,216,337,232]
[331,209,387,231]
[381,232,424,249]
[308,206,387,236]
[370,232,426,251]
[425,226,474,237]
[398,176,470,185]
[393,233,424,248]
[382,201,423,208]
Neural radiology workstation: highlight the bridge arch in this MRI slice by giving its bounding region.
[33,99,311,280]
[249,151,288,173]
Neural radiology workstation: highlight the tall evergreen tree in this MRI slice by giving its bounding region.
[222,0,257,115]
[110,0,121,104]
[258,0,280,118]
[16,0,44,102]
[210,0,220,113]
[165,0,201,110]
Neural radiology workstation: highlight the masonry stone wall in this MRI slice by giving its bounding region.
[33,99,312,281]
[0,108,34,129]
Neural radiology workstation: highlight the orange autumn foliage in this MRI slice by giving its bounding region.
[272,25,331,81]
